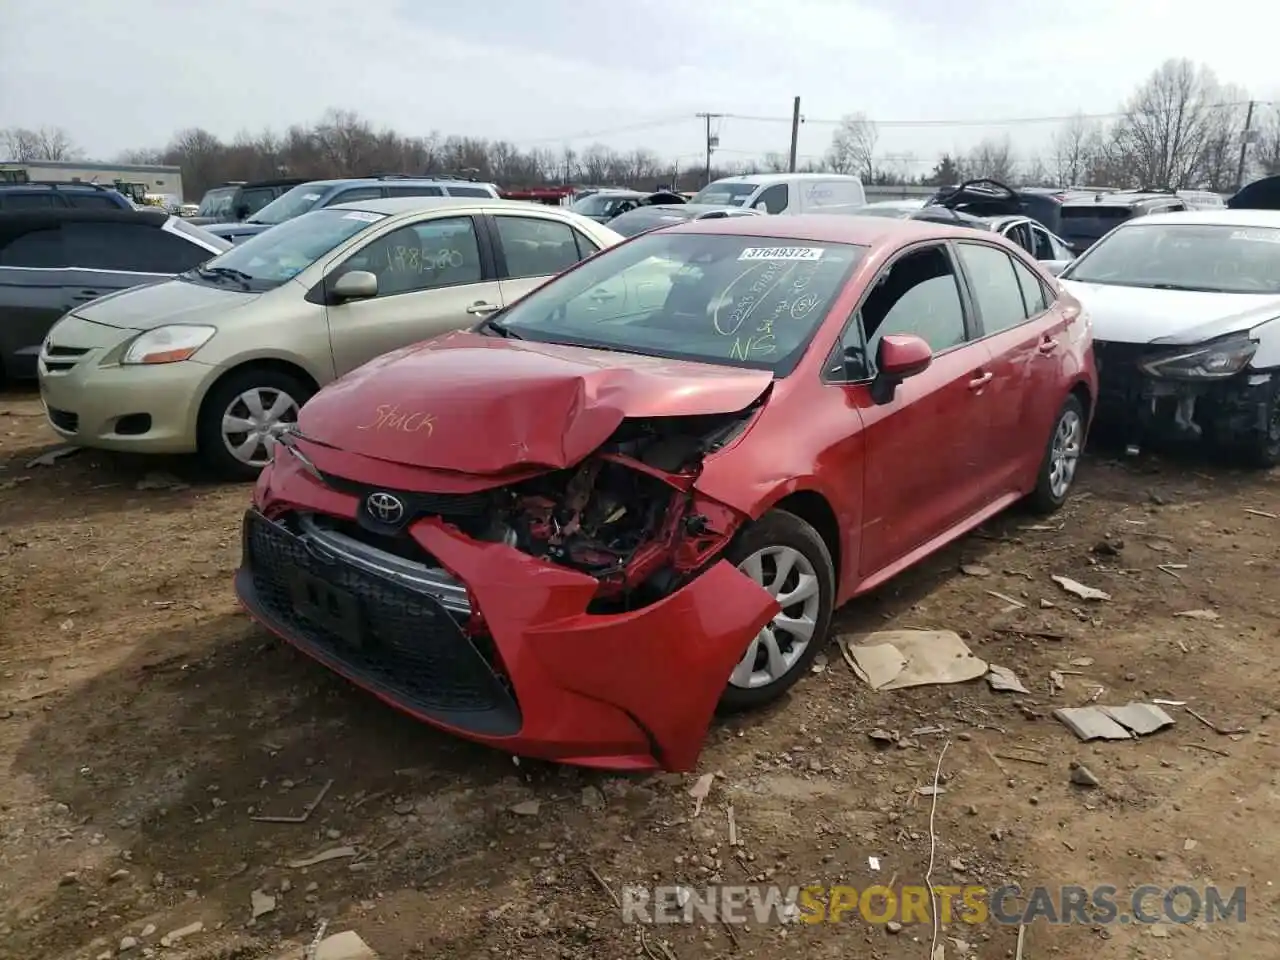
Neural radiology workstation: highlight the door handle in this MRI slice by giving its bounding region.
[465,301,499,316]
[1037,338,1059,354]
[71,289,102,301]
[590,289,619,302]
[968,371,994,390]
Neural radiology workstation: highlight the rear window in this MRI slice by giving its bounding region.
[1058,205,1135,246]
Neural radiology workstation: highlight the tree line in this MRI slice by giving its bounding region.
[5,59,1279,202]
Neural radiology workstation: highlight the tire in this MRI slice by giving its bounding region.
[718,509,836,712]
[1239,388,1280,469]
[196,366,312,481]
[1027,394,1086,514]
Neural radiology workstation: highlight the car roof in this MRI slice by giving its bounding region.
[709,173,862,185]
[328,196,589,216]
[0,181,117,192]
[0,207,170,228]
[667,213,996,246]
[289,177,496,191]
[1112,209,1280,228]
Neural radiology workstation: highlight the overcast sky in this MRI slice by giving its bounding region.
[2,0,1276,174]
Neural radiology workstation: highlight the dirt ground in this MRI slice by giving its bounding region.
[2,385,1279,960]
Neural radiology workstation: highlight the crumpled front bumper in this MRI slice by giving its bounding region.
[234,456,779,772]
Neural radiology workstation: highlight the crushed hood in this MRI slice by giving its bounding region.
[298,331,772,474]
[1059,280,1280,345]
[73,278,259,331]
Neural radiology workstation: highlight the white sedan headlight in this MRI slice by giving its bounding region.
[1138,332,1258,380]
[121,325,217,365]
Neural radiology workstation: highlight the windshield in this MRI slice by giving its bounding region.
[250,183,330,225]
[690,183,758,207]
[1063,223,1280,294]
[569,194,639,217]
[186,208,385,291]
[489,232,866,374]
[607,208,692,237]
[197,187,235,217]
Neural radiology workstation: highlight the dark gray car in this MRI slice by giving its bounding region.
[0,208,229,381]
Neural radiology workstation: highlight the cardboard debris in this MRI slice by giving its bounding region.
[688,773,715,817]
[986,664,1029,694]
[1055,702,1175,741]
[1051,575,1111,601]
[287,846,358,869]
[1101,702,1175,736]
[1053,707,1133,741]
[842,630,987,691]
[315,930,379,960]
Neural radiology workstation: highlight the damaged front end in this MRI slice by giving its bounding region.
[1095,332,1276,451]
[238,395,780,771]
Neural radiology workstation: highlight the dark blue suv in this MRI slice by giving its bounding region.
[203,175,501,242]
[0,181,134,211]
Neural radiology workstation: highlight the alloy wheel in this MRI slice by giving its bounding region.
[1049,408,1082,499]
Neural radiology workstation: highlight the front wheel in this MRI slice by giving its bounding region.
[718,509,835,711]
[197,367,312,481]
[1027,394,1085,514]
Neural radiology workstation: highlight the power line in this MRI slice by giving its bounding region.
[719,100,1272,128]
[523,114,693,145]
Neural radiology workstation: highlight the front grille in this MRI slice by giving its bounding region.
[47,407,78,433]
[41,345,89,373]
[1094,341,1150,413]
[241,511,520,736]
[318,470,493,524]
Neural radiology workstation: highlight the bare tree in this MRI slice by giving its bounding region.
[1257,107,1280,178]
[960,136,1016,182]
[2,126,80,161]
[1112,59,1236,188]
[826,113,878,180]
[1050,113,1101,187]
[762,151,789,173]
[1021,154,1050,187]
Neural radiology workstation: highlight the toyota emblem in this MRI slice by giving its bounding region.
[366,492,405,525]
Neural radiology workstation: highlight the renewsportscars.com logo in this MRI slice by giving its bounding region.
[620,883,1247,926]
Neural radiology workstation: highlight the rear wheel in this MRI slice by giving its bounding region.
[197,366,312,481]
[1027,395,1085,514]
[1239,386,1280,468]
[718,509,835,711]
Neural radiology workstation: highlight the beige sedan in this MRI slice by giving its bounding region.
[37,198,623,478]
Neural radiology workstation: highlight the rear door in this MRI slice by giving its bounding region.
[954,241,1065,489]
[61,220,211,299]
[0,223,69,378]
[487,212,602,304]
[323,213,502,373]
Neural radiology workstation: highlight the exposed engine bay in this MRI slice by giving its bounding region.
[475,403,763,608]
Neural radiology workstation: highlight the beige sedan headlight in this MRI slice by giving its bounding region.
[121,325,217,365]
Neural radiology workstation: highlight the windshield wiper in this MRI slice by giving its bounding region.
[1149,282,1218,292]
[480,316,523,339]
[193,266,254,291]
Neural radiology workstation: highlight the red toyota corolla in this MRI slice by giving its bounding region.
[236,215,1096,772]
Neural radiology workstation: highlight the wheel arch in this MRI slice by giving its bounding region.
[763,488,842,584]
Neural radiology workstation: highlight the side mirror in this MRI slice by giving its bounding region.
[330,270,378,301]
[1044,260,1071,277]
[233,203,251,221]
[870,334,932,405]
[753,200,769,212]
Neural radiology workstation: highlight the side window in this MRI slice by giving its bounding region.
[67,193,122,210]
[573,229,600,258]
[755,184,789,214]
[238,188,275,215]
[0,228,66,268]
[444,186,494,198]
[956,242,1031,335]
[0,193,58,210]
[1011,258,1050,316]
[493,216,583,279]
[1003,221,1034,255]
[386,185,444,197]
[1030,225,1055,261]
[340,216,482,297]
[847,245,967,375]
[324,187,382,206]
[62,222,212,273]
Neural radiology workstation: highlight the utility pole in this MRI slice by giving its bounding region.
[788,97,802,172]
[696,112,723,186]
[1235,100,1257,192]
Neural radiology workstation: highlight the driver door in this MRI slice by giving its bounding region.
[322,214,502,374]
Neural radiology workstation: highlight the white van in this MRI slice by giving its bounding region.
[689,173,866,215]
